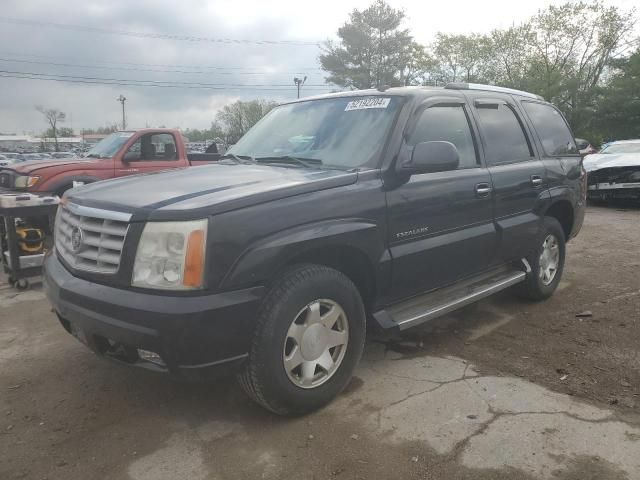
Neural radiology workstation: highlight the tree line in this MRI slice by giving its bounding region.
[35,99,276,149]
[183,99,276,145]
[320,0,639,144]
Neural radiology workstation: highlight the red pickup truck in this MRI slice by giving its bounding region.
[0,129,220,196]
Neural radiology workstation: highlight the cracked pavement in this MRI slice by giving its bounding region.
[336,345,640,479]
[2,206,640,480]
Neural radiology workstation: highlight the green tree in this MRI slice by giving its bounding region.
[45,127,74,138]
[35,106,66,152]
[82,124,119,135]
[216,100,277,144]
[485,24,536,90]
[593,48,640,141]
[431,33,493,84]
[319,0,417,89]
[183,122,226,143]
[522,1,634,132]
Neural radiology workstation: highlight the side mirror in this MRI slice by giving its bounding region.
[400,141,460,175]
[574,138,589,150]
[123,151,139,162]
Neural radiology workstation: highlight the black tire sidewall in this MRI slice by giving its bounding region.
[251,265,366,414]
[526,217,566,299]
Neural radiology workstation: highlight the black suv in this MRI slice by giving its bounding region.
[44,84,586,415]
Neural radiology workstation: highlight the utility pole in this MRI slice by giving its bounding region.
[293,76,307,99]
[117,95,127,130]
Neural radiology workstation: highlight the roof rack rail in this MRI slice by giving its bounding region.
[444,82,544,101]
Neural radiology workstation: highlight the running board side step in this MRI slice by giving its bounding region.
[373,268,526,331]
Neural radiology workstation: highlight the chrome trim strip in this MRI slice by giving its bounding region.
[65,203,132,222]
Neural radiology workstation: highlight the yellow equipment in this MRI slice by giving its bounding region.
[15,225,44,254]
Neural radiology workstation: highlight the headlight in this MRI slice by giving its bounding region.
[132,219,207,290]
[14,175,40,188]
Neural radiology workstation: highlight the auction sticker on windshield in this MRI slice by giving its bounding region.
[345,97,391,111]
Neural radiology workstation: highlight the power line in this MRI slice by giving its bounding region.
[0,71,335,92]
[0,69,328,87]
[0,56,323,76]
[0,17,321,47]
[0,51,323,71]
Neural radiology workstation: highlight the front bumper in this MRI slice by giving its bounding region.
[587,182,640,200]
[43,253,265,380]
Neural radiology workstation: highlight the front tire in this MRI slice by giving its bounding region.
[518,216,566,301]
[238,264,366,415]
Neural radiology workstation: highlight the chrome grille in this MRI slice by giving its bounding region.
[55,203,131,273]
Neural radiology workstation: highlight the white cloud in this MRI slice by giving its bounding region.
[0,0,637,133]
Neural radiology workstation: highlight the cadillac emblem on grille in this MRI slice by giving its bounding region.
[70,226,84,253]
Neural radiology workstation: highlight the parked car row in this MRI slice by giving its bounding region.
[0,151,78,165]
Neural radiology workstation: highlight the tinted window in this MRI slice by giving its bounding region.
[408,106,478,169]
[475,103,532,164]
[522,102,577,156]
[125,133,178,161]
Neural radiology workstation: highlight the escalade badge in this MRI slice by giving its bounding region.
[396,226,429,239]
[70,226,84,253]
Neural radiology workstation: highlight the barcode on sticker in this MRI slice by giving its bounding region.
[345,97,391,111]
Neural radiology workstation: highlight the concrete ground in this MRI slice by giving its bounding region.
[1,205,639,480]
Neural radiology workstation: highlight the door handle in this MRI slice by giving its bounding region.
[475,183,492,197]
[531,175,543,187]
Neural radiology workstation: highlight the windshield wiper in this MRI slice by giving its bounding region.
[218,153,258,164]
[255,155,322,168]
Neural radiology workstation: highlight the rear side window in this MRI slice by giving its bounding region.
[522,102,578,156]
[408,105,478,169]
[475,103,532,165]
[124,133,178,161]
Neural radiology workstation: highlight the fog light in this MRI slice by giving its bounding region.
[137,349,165,366]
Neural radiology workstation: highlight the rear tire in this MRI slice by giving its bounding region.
[517,216,566,301]
[238,264,366,416]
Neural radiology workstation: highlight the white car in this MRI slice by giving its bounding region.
[584,139,640,201]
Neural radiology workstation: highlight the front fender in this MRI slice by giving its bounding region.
[220,218,383,290]
[38,174,103,195]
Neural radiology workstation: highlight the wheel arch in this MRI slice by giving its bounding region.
[43,175,102,196]
[280,245,377,313]
[544,199,574,241]
[220,219,384,312]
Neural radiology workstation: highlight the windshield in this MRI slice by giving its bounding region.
[229,96,403,169]
[85,132,134,158]
[600,143,640,154]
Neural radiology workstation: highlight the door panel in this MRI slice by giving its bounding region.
[386,101,497,301]
[386,168,496,301]
[488,161,548,261]
[465,92,547,263]
[115,132,181,178]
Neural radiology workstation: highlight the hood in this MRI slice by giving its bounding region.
[583,153,640,172]
[67,163,358,220]
[12,158,99,174]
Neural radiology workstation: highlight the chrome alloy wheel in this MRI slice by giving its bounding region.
[283,299,349,389]
[539,234,560,286]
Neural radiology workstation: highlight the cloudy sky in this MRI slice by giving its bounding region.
[0,0,637,134]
